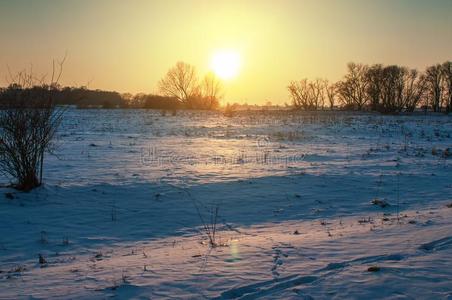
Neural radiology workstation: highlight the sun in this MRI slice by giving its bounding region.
[210,50,241,80]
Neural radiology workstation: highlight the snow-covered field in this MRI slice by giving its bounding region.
[1,109,451,299]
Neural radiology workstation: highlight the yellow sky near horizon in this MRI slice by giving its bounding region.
[0,0,451,104]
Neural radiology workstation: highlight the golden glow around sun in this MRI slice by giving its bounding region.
[210,50,241,80]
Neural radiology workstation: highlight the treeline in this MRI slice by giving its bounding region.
[0,85,182,109]
[288,61,452,113]
[122,93,181,109]
[56,87,123,108]
[73,61,224,110]
[0,61,223,110]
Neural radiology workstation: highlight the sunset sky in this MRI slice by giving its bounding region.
[1,0,451,104]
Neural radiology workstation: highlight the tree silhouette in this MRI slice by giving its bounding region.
[441,61,452,113]
[288,79,311,110]
[325,80,337,110]
[200,72,223,110]
[158,61,199,105]
[337,63,369,110]
[365,64,384,111]
[425,64,443,112]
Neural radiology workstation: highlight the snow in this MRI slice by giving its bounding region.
[0,109,451,299]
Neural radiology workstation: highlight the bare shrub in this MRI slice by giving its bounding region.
[0,62,65,191]
[195,202,220,248]
[183,188,222,247]
[223,103,236,117]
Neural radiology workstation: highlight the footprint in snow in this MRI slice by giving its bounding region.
[271,248,288,278]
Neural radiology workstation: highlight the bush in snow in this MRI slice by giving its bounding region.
[0,66,64,191]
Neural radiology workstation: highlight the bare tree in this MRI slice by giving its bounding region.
[425,64,443,112]
[288,79,311,110]
[309,79,326,110]
[0,60,65,191]
[337,63,369,110]
[287,61,443,112]
[158,61,199,105]
[288,78,326,110]
[376,66,427,113]
[325,80,337,110]
[365,64,384,111]
[200,72,223,110]
[441,61,452,113]
[378,65,401,112]
[380,66,403,112]
[403,70,427,112]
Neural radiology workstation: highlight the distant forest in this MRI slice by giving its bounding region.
[0,86,182,110]
[55,87,183,109]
